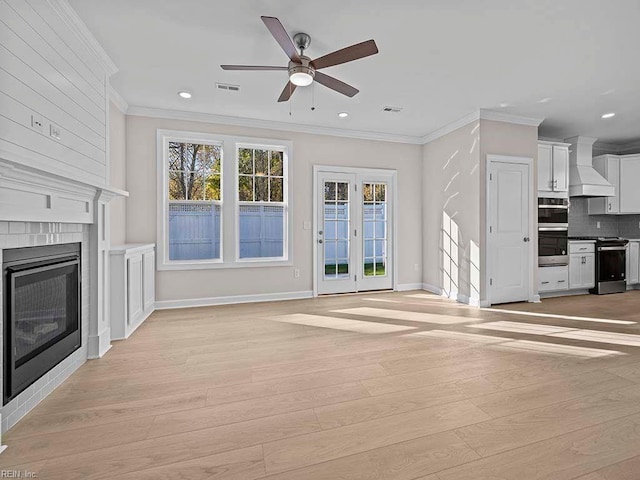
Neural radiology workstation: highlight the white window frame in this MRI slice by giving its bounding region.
[157,129,292,270]
[235,143,289,263]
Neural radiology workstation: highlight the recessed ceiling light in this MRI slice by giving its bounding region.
[601,112,615,119]
[178,91,192,99]
[499,102,510,108]
[338,112,349,118]
[538,97,552,104]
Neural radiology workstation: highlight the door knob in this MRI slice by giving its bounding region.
[523,237,530,242]
[318,239,323,244]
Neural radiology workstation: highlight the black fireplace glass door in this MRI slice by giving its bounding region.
[11,260,79,367]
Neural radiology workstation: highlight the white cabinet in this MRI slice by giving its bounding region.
[110,244,156,340]
[589,155,640,214]
[568,242,595,291]
[538,142,569,195]
[538,265,569,292]
[627,241,640,286]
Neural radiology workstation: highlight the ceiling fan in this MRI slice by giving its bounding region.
[221,16,379,102]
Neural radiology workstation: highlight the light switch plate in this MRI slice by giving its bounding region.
[303,221,311,230]
[50,124,61,140]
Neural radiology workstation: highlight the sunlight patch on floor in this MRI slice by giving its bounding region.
[551,329,640,347]
[408,329,512,344]
[486,308,636,325]
[497,339,623,358]
[270,313,416,334]
[332,307,474,325]
[469,321,575,335]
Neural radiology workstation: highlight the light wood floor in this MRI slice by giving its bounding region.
[4,290,640,479]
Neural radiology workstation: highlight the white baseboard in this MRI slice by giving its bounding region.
[155,290,314,310]
[87,327,112,359]
[396,283,424,292]
[422,282,443,295]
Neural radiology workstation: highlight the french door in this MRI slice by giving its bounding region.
[315,168,394,295]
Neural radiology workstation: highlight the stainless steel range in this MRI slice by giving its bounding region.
[571,236,630,294]
[593,237,629,294]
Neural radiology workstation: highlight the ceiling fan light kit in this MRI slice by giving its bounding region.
[221,16,378,103]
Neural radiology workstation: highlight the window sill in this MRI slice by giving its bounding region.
[157,259,293,271]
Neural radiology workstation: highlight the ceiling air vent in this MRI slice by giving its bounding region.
[382,106,402,113]
[216,82,241,92]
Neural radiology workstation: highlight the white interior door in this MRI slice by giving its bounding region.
[489,160,531,304]
[316,169,394,295]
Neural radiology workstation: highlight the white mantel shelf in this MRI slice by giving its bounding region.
[0,159,128,224]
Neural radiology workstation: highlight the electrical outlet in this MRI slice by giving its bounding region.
[31,115,43,131]
[303,221,311,230]
[293,268,300,278]
[414,263,419,272]
[597,221,601,229]
[49,123,61,141]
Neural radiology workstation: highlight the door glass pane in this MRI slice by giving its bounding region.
[363,183,388,277]
[324,181,350,279]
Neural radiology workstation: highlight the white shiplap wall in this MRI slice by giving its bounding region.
[0,0,114,185]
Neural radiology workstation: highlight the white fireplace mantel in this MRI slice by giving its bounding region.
[0,158,128,360]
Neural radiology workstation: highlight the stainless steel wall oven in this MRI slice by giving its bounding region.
[538,198,569,266]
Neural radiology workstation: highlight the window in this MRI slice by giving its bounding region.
[157,130,291,270]
[167,141,222,261]
[237,147,287,260]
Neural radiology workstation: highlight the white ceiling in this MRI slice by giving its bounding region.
[70,0,640,144]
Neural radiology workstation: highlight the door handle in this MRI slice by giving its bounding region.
[318,239,323,244]
[523,237,530,242]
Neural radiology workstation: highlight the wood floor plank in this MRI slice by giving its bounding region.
[468,370,631,418]
[207,363,387,406]
[262,400,490,474]
[315,376,501,429]
[261,431,479,480]
[361,353,541,396]
[437,413,640,480]
[7,390,207,439]
[456,384,640,457]
[594,455,640,479]
[101,445,265,480]
[252,338,475,382]
[1,416,154,466]
[147,382,370,438]
[24,409,320,480]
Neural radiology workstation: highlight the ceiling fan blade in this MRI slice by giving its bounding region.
[314,72,359,97]
[261,16,301,63]
[277,81,297,102]
[311,39,378,70]
[220,65,287,71]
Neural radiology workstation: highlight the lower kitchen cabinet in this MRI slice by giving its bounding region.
[569,253,595,289]
[538,266,569,292]
[110,244,156,340]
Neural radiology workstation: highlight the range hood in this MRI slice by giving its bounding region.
[566,136,615,197]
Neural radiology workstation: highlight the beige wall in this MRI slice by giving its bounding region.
[422,121,481,303]
[109,102,127,246]
[479,119,538,305]
[125,115,423,302]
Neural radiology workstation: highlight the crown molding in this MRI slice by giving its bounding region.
[420,109,544,145]
[594,139,640,155]
[48,0,118,77]
[126,106,424,145]
[478,109,544,127]
[108,84,128,114]
[420,111,480,144]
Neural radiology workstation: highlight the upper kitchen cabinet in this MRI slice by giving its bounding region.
[538,142,569,196]
[588,155,640,214]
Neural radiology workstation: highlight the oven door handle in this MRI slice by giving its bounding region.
[538,205,569,209]
[538,226,569,231]
[598,246,627,251]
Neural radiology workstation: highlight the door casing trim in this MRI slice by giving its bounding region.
[313,165,398,297]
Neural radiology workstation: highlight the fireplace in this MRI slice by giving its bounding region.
[3,243,81,405]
